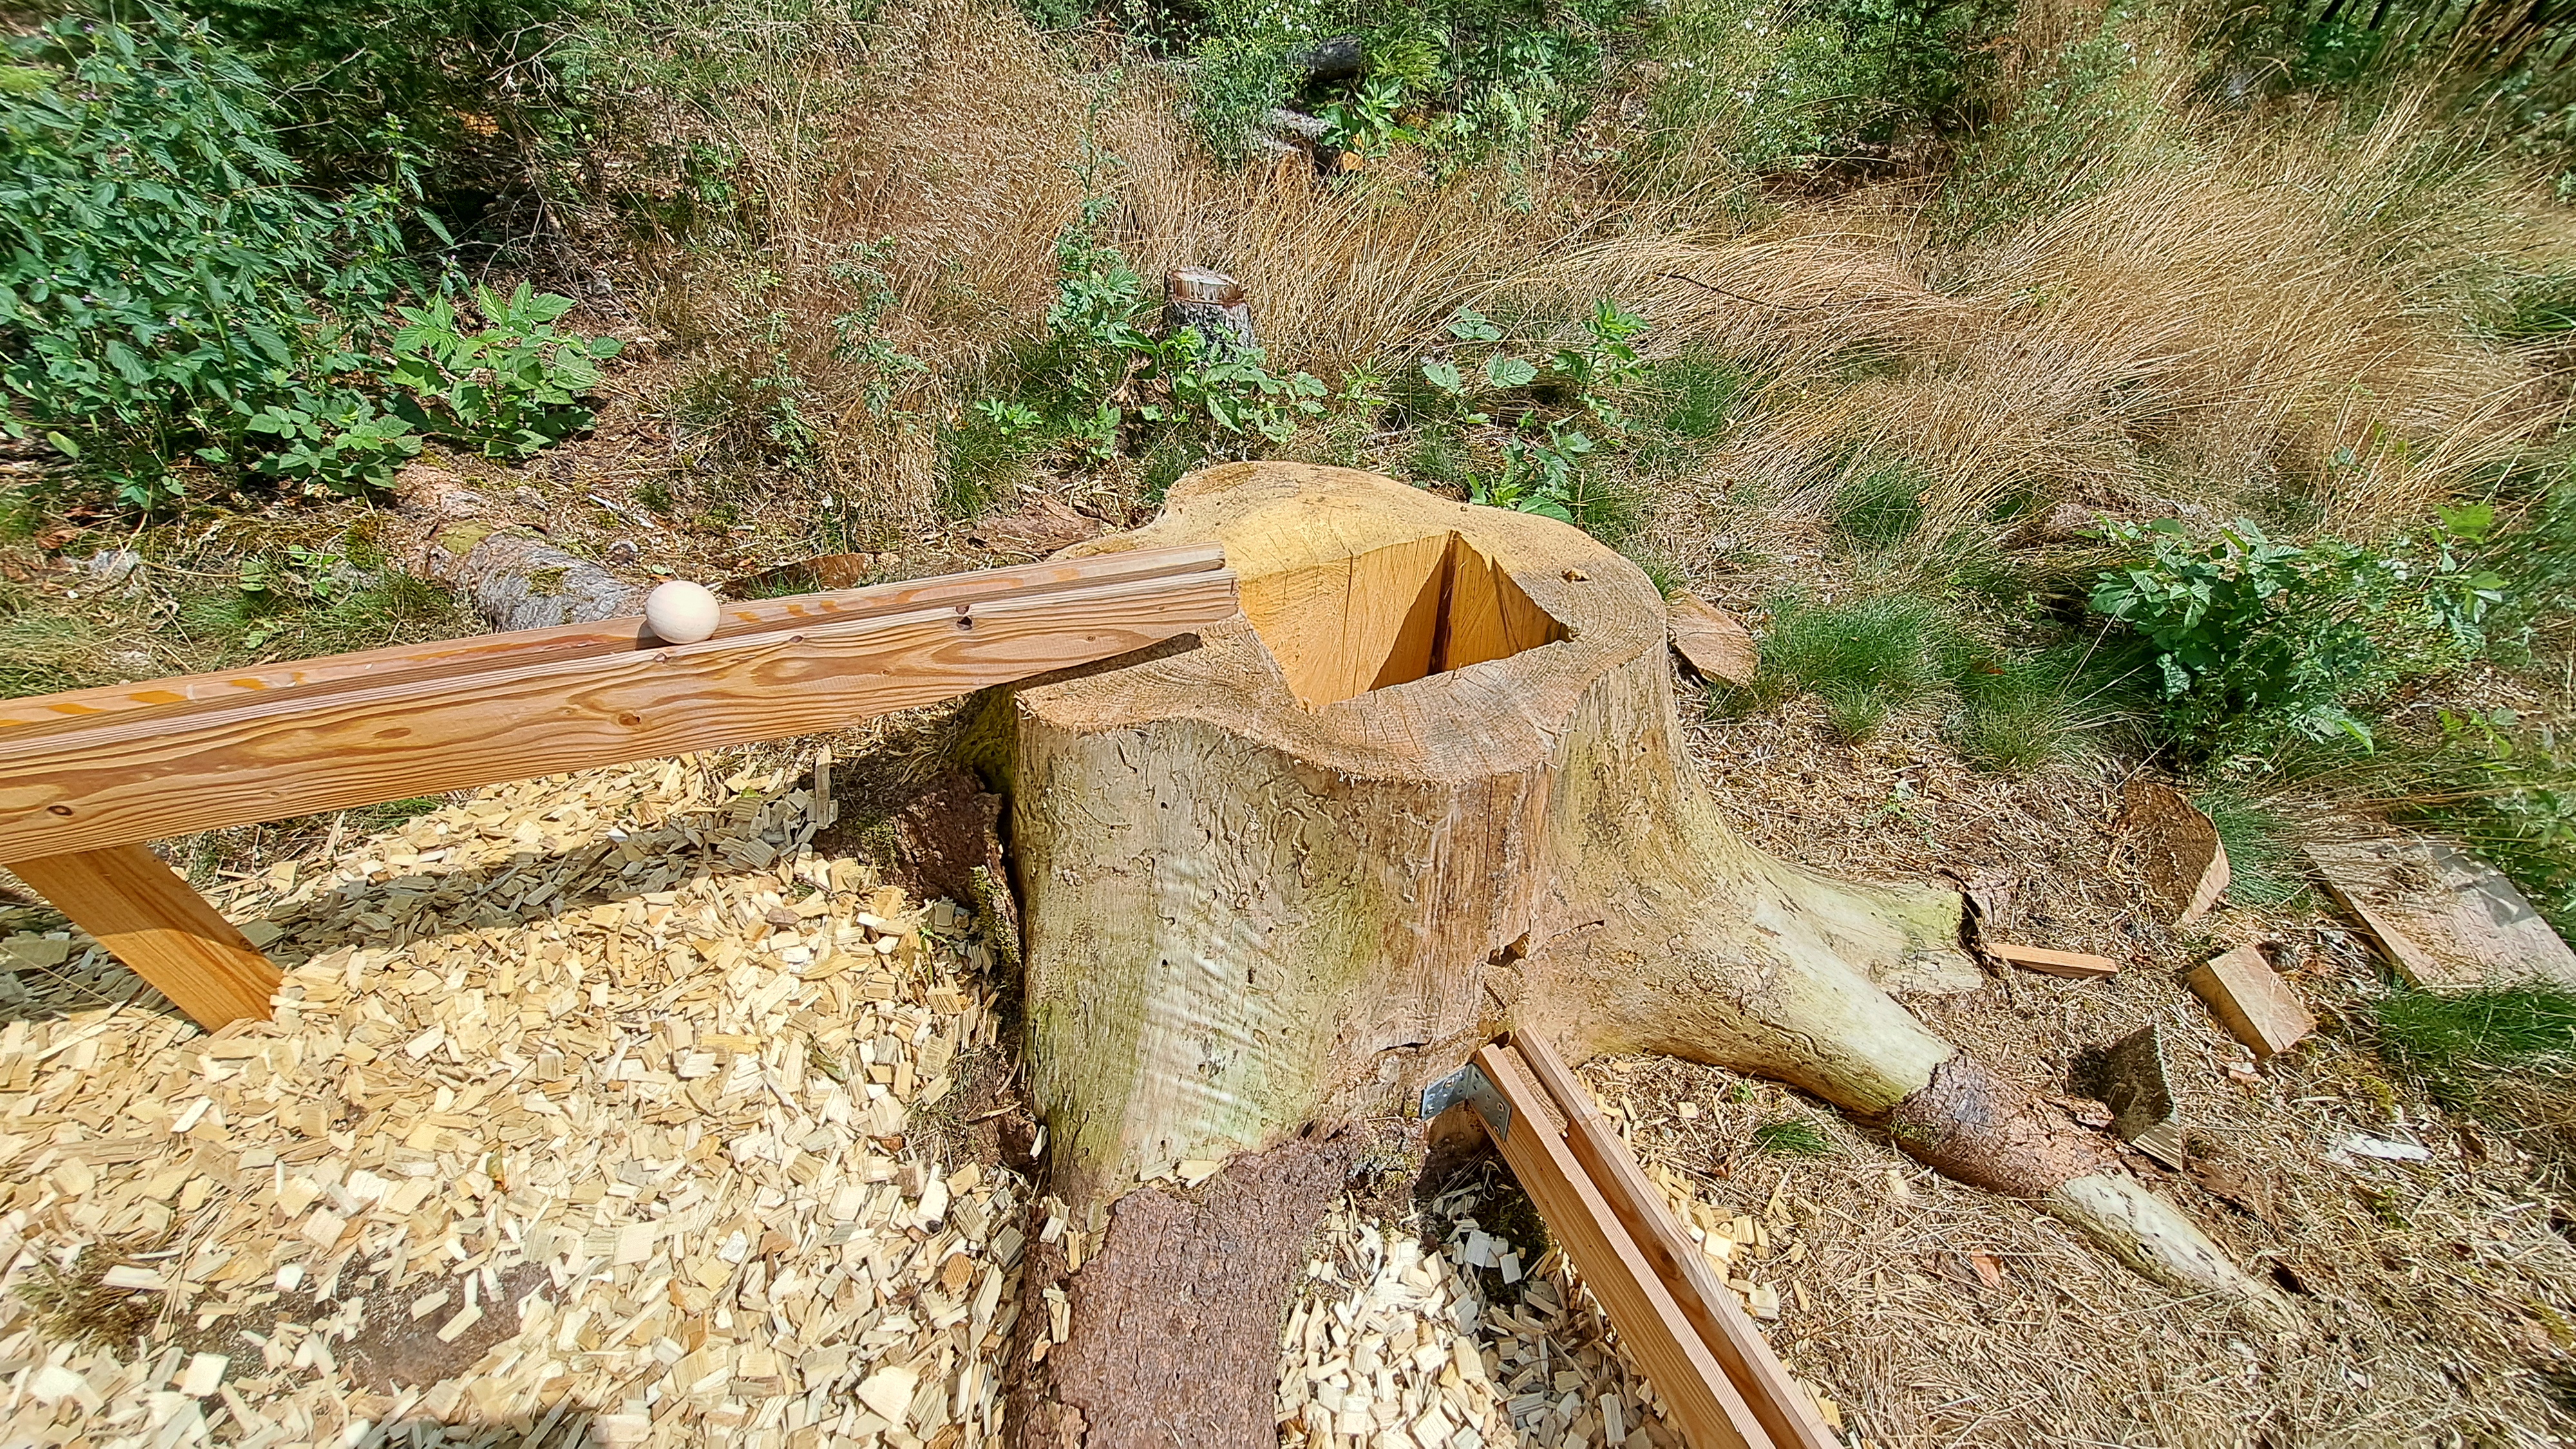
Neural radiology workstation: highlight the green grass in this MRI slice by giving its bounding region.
[1731,591,2104,765]
[1750,1117,1834,1157]
[1645,355,1743,441]
[1829,459,1929,549]
[2371,987,2576,1088]
[1946,641,2092,773]
[1744,594,1949,739]
[2192,788,2309,907]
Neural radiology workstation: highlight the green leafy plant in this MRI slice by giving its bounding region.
[1408,300,1653,528]
[241,393,418,495]
[387,283,623,459]
[2088,513,2506,755]
[0,12,415,507]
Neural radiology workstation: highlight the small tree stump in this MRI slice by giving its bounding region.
[1163,267,1256,361]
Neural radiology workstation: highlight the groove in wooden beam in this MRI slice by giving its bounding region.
[0,542,1226,732]
[1470,1043,1770,1449]
[0,564,1237,860]
[10,845,280,1029]
[1513,1032,1838,1449]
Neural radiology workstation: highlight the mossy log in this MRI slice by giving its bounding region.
[994,464,2283,1446]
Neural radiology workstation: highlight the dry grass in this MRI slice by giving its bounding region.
[1524,90,2576,547]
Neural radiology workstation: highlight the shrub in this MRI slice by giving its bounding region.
[2087,513,2506,755]
[1639,0,2009,189]
[0,13,418,506]
[388,283,624,459]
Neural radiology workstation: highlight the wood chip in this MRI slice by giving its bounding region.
[2186,944,2315,1057]
[1985,941,2121,978]
[1667,595,1759,686]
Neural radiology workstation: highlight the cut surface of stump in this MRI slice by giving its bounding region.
[998,464,2286,1445]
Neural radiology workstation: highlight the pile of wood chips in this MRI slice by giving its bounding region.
[1274,1161,1847,1449]
[0,756,1027,1448]
[1275,1196,1668,1449]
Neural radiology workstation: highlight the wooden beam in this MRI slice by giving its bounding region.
[0,562,1236,860]
[0,544,1226,732]
[1469,1043,1770,1449]
[10,845,280,1029]
[1512,1033,1838,1449]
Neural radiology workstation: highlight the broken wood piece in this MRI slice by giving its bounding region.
[1510,1032,1840,1449]
[1986,941,2121,978]
[2186,945,2314,1057]
[1667,594,1759,687]
[2119,779,2229,927]
[8,844,280,1029]
[2100,1022,2184,1169]
[1468,1043,1770,1449]
[2305,834,2576,993]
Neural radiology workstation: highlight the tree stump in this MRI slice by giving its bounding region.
[1002,464,2284,1444]
[1163,267,1256,361]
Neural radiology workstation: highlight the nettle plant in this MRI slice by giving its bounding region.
[0,13,416,506]
[388,283,625,460]
[1415,299,1647,525]
[1005,226,1330,462]
[2088,507,2508,753]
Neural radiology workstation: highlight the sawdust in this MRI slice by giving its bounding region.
[1,753,1028,1447]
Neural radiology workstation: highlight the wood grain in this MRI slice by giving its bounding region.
[1513,1033,1837,1449]
[1985,942,2121,978]
[0,567,1237,860]
[0,544,1226,732]
[1472,1043,1768,1449]
[11,845,280,1028]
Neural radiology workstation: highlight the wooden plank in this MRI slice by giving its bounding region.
[1985,942,2121,979]
[0,567,1237,860]
[1513,1032,1837,1449]
[10,845,279,1029]
[2307,835,2576,993]
[0,544,1226,733]
[2186,944,2314,1057]
[1470,1043,1769,1449]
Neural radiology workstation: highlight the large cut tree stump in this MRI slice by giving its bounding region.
[1000,464,2284,1445]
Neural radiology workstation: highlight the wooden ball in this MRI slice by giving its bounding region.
[644,580,721,644]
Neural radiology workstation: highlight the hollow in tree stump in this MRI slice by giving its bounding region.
[999,464,2285,1446]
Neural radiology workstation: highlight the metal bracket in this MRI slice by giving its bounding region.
[1419,1061,1511,1140]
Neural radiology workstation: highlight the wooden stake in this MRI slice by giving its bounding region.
[1512,1032,1839,1449]
[9,845,279,1028]
[1470,1043,1770,1449]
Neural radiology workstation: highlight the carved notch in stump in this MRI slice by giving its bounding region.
[1242,530,1566,707]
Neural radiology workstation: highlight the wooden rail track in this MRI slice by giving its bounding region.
[0,544,1236,1028]
[1442,1034,1839,1449]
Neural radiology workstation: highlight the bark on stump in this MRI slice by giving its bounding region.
[1003,464,2284,1445]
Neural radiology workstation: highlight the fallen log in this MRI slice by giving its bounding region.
[992,464,2287,1446]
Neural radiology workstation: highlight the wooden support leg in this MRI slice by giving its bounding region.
[7,844,278,1029]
